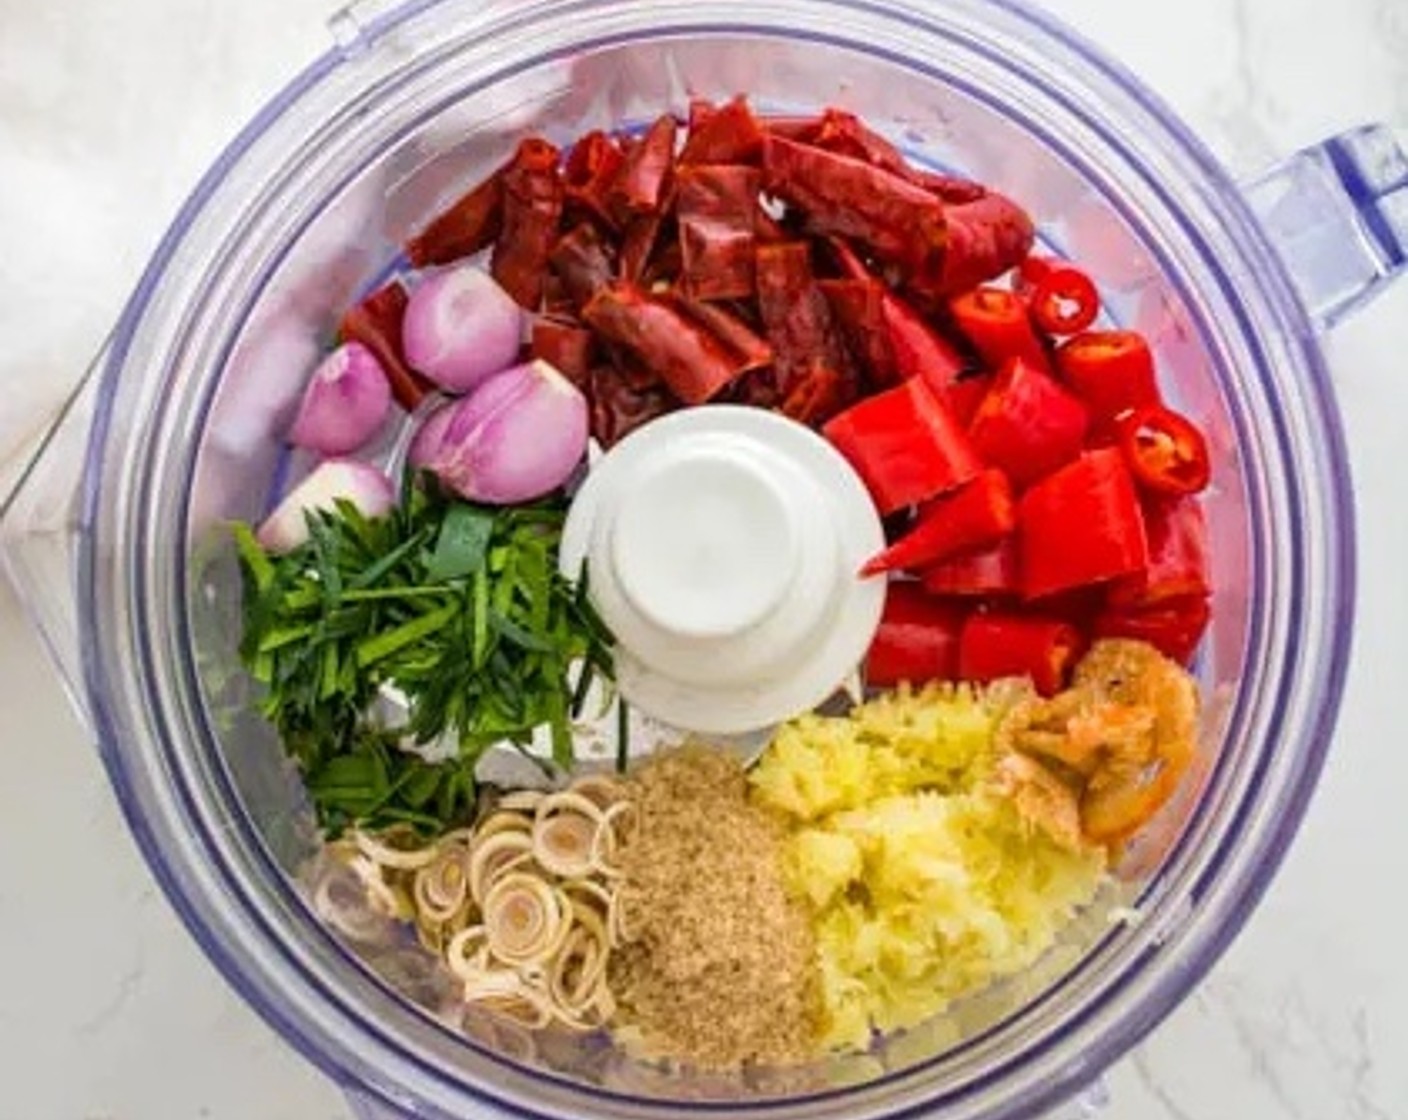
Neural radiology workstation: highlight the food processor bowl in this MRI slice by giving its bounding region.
[4,0,1405,1117]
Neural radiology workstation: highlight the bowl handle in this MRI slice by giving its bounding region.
[0,342,106,729]
[1241,124,1408,331]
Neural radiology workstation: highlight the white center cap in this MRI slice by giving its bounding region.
[610,442,798,640]
[559,406,887,735]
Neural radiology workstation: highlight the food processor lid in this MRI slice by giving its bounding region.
[559,406,886,734]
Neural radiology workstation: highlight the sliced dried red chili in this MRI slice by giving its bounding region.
[587,365,679,448]
[830,237,968,392]
[530,317,595,386]
[761,134,947,271]
[915,191,1034,298]
[337,281,431,411]
[405,160,507,268]
[582,282,751,405]
[676,164,760,301]
[563,130,626,228]
[667,297,773,376]
[608,114,677,223]
[818,278,896,389]
[1117,405,1211,496]
[550,223,617,308]
[680,96,765,166]
[755,241,858,423]
[491,138,565,309]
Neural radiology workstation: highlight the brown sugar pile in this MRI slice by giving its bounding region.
[608,745,820,1068]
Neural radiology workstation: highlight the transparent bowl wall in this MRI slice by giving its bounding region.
[74,0,1355,1118]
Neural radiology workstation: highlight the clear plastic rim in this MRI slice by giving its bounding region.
[78,1,1355,1118]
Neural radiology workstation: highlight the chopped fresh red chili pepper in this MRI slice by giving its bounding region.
[861,469,1016,576]
[957,611,1083,696]
[917,191,1035,298]
[608,114,677,223]
[550,223,618,308]
[1093,595,1210,666]
[1017,256,1101,336]
[761,134,947,271]
[1018,448,1149,600]
[1055,330,1161,430]
[920,536,1021,598]
[587,364,679,448]
[530,317,595,387]
[946,373,994,427]
[864,583,966,688]
[1108,497,1209,608]
[582,282,750,405]
[948,286,1050,374]
[404,160,507,268]
[491,138,565,309]
[829,238,969,392]
[818,278,896,389]
[563,130,626,228]
[755,241,858,423]
[680,95,765,166]
[822,376,982,515]
[968,357,1090,489]
[1117,404,1212,496]
[676,164,760,301]
[337,281,430,411]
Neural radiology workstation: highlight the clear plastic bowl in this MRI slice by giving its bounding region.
[6,0,1407,1116]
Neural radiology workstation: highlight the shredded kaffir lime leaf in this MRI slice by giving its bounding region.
[232,479,614,836]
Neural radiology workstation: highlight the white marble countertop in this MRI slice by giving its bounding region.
[1,0,1405,1117]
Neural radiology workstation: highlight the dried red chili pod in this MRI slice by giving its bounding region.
[530,317,595,386]
[338,281,431,411]
[677,164,760,301]
[608,114,678,222]
[550,223,618,308]
[563,129,626,228]
[582,282,752,405]
[491,138,565,309]
[405,160,508,268]
[680,95,765,165]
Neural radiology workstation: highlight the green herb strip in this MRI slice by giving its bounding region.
[233,481,614,837]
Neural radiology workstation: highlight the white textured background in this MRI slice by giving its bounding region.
[1,0,1405,1117]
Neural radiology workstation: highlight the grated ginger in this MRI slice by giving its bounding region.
[750,682,1108,1052]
